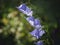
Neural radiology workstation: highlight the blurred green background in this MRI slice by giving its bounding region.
[0,0,60,45]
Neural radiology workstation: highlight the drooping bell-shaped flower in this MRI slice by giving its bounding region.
[30,28,45,39]
[30,29,39,39]
[26,16,35,26]
[39,30,45,37]
[34,19,41,29]
[17,4,33,16]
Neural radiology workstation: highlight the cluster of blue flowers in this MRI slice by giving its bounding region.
[17,4,45,45]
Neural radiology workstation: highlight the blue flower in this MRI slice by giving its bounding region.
[35,40,43,45]
[26,16,35,26]
[30,29,39,39]
[19,4,26,11]
[17,4,33,16]
[34,19,41,29]
[39,30,45,37]
[30,29,45,39]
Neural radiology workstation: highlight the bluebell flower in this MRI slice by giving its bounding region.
[30,29,39,39]
[34,19,41,29]
[18,4,26,11]
[34,40,43,45]
[26,16,35,26]
[30,29,45,39]
[17,4,33,16]
[39,29,45,37]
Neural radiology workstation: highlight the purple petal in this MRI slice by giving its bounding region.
[34,19,40,25]
[19,4,26,11]
[26,16,35,26]
[34,19,41,28]
[25,7,33,16]
[17,4,26,11]
[26,16,34,21]
[35,41,43,45]
[17,4,33,16]
[39,30,45,37]
[30,29,39,39]
[30,29,40,39]
[30,29,45,39]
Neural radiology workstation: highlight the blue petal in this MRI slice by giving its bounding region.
[26,16,34,21]
[35,41,43,45]
[20,4,26,11]
[26,7,31,14]
[26,16,35,26]
[25,7,33,16]
[34,19,40,25]
[30,29,45,39]
[39,30,45,37]
[17,4,26,11]
[30,29,38,37]
[17,4,33,16]
[30,29,40,39]
[34,19,41,28]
